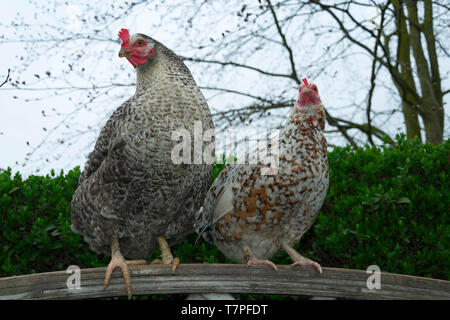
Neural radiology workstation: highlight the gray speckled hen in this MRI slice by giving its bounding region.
[70,29,214,299]
[196,78,328,273]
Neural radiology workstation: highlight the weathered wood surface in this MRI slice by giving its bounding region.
[0,264,449,300]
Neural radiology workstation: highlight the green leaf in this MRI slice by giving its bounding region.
[396,197,411,204]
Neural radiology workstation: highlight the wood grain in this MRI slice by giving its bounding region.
[0,264,449,300]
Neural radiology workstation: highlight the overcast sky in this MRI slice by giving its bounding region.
[0,0,448,177]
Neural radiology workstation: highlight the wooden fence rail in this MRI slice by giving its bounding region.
[0,264,449,300]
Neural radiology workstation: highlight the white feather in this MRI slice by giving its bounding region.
[212,184,234,222]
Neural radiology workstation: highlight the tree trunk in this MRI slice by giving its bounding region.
[406,1,444,144]
[392,1,421,141]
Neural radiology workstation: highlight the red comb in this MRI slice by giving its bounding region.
[118,28,130,46]
[302,78,308,86]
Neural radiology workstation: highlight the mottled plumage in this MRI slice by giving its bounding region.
[196,79,328,271]
[71,33,214,260]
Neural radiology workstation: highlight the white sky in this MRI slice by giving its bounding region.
[0,1,448,176]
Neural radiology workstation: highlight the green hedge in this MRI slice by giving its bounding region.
[1,135,449,285]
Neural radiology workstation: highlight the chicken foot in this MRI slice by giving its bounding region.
[243,245,278,271]
[282,241,322,274]
[151,236,180,271]
[104,238,146,299]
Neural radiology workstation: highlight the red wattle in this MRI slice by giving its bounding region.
[131,56,148,65]
[297,95,320,107]
[128,48,156,67]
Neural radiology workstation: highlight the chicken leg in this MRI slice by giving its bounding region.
[104,238,146,299]
[243,245,278,271]
[282,241,322,274]
[150,237,180,271]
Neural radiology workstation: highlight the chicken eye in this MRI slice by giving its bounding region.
[313,87,317,91]
[136,40,144,46]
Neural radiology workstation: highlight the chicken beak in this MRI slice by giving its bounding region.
[118,47,132,58]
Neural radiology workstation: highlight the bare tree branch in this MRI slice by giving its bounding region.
[266,0,300,83]
[1,0,447,172]
[366,3,388,146]
[0,69,10,88]
[182,56,294,80]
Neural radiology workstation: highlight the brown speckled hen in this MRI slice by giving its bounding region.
[196,78,328,273]
[70,29,214,298]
